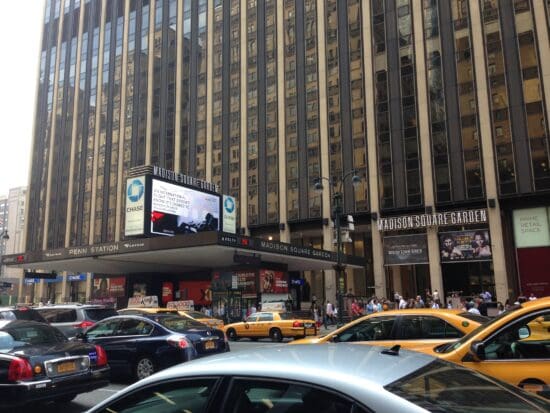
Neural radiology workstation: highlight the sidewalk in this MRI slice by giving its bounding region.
[318,323,340,334]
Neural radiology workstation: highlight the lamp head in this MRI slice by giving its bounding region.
[1,231,8,241]
[351,174,361,188]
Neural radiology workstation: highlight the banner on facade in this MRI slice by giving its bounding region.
[124,176,146,236]
[222,195,237,234]
[236,271,257,298]
[439,230,492,262]
[377,208,487,231]
[150,179,220,236]
[92,277,126,299]
[513,207,550,248]
[383,234,429,266]
[259,270,288,293]
[178,280,212,305]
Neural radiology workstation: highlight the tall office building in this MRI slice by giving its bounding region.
[22,0,550,304]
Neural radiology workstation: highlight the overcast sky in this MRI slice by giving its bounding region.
[0,1,43,196]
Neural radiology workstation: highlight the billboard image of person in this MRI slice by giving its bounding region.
[471,230,491,258]
[439,230,492,262]
[440,234,464,260]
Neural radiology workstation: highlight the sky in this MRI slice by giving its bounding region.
[0,1,44,196]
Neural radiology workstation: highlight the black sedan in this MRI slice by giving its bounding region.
[78,314,229,380]
[0,320,110,408]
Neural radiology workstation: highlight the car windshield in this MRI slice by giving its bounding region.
[156,316,207,332]
[4,324,67,347]
[438,305,521,354]
[85,308,118,321]
[0,309,46,323]
[386,359,550,412]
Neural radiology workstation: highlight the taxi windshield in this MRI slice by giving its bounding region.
[438,305,521,354]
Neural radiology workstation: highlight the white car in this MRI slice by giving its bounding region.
[86,343,550,412]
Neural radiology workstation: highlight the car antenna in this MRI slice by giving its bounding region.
[381,345,401,356]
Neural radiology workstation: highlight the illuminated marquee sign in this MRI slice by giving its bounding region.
[377,209,488,231]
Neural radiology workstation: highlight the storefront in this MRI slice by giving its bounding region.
[378,208,494,301]
[512,207,550,298]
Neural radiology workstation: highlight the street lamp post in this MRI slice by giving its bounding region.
[314,171,361,327]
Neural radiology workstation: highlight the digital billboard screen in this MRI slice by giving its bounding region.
[151,179,220,236]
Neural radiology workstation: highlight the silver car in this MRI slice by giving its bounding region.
[87,344,550,413]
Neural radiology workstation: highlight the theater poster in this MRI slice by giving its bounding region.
[259,270,288,294]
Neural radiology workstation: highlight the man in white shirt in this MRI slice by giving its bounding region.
[325,301,334,325]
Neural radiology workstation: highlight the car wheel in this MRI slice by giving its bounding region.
[227,328,238,341]
[270,328,283,342]
[55,393,77,403]
[135,356,155,380]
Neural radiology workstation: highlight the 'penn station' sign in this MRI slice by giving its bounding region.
[377,208,488,232]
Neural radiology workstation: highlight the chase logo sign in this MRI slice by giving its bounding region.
[127,179,145,202]
[222,195,237,234]
[125,176,146,236]
[224,196,235,213]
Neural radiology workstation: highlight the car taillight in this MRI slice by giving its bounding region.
[8,357,33,381]
[74,320,95,329]
[167,335,190,349]
[95,345,108,367]
[293,321,304,328]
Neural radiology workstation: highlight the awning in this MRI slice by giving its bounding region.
[2,232,365,275]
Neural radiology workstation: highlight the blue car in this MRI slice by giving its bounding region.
[78,314,229,380]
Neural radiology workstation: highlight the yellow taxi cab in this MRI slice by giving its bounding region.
[177,310,224,329]
[224,311,317,342]
[410,297,550,399]
[290,308,488,349]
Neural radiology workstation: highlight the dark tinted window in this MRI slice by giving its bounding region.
[4,324,67,346]
[84,308,118,321]
[336,317,396,342]
[385,359,550,412]
[226,379,370,413]
[117,318,154,336]
[0,309,46,323]
[96,379,217,413]
[398,316,462,339]
[38,308,77,322]
[86,319,121,338]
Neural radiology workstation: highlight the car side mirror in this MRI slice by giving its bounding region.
[518,327,530,340]
[469,341,485,362]
[330,334,340,343]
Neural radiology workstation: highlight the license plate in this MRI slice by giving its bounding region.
[205,341,216,350]
[57,361,76,373]
[304,323,313,328]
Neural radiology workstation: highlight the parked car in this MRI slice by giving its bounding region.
[291,308,488,348]
[410,296,550,399]
[77,314,229,380]
[0,319,109,408]
[34,304,118,338]
[118,307,224,329]
[0,306,47,323]
[224,311,317,342]
[85,343,550,413]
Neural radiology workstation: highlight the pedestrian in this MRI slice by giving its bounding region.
[351,299,362,319]
[326,300,334,325]
[529,293,537,301]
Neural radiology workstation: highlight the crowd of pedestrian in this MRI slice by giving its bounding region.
[311,288,541,328]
